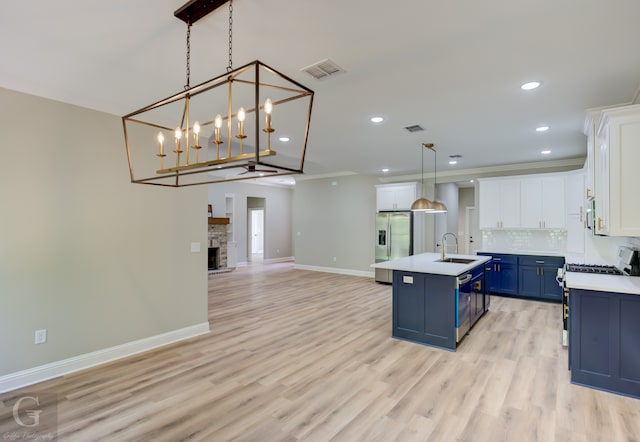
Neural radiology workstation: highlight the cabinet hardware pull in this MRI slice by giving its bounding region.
[580,206,583,222]
[563,305,568,319]
[536,260,545,264]
[586,188,592,199]
[474,281,482,291]
[597,217,603,231]
[536,268,539,275]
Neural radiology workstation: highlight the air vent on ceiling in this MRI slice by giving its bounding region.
[403,124,425,133]
[301,59,346,80]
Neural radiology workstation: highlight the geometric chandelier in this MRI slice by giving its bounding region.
[122,0,314,187]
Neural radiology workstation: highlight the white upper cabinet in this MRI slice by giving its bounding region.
[565,171,586,254]
[595,104,640,237]
[478,179,521,229]
[583,110,600,201]
[520,177,565,229]
[376,182,419,211]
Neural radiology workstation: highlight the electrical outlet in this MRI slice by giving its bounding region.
[35,329,47,344]
[190,242,201,253]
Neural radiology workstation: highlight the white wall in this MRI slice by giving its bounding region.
[0,88,208,379]
[208,181,293,264]
[293,175,378,273]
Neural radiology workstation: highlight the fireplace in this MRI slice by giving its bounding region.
[208,247,220,270]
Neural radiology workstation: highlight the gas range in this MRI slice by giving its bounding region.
[565,263,623,275]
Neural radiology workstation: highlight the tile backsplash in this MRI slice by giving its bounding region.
[481,229,567,252]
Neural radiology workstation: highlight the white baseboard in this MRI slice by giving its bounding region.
[0,322,210,393]
[263,256,294,264]
[293,264,375,278]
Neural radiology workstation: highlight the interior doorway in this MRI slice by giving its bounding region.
[465,206,479,255]
[247,197,266,263]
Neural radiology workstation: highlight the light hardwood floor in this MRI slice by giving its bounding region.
[2,262,639,441]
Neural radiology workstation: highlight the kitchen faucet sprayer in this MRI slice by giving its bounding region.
[441,232,458,260]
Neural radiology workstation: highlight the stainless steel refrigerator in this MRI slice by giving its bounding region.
[375,211,413,283]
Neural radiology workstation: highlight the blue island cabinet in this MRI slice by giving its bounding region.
[569,288,640,398]
[392,271,457,350]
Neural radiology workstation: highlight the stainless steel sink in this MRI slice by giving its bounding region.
[437,257,477,264]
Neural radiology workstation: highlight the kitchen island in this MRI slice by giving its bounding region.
[373,253,491,351]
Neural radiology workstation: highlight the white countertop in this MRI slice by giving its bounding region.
[476,249,566,257]
[565,272,640,295]
[372,253,491,276]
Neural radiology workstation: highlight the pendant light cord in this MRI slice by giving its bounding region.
[420,144,425,197]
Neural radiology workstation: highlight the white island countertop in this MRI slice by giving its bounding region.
[372,253,491,277]
[565,272,640,296]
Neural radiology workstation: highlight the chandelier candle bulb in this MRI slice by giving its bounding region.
[157,132,165,156]
[174,127,183,167]
[264,98,274,132]
[193,121,200,147]
[237,107,246,138]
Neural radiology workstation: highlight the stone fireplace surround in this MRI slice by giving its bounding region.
[208,223,229,273]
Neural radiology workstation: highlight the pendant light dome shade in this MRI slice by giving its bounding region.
[411,197,434,212]
[431,199,448,213]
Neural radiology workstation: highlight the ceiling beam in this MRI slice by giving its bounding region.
[174,0,228,24]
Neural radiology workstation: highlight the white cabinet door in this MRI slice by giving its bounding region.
[500,180,521,228]
[376,183,418,211]
[479,180,501,228]
[394,185,418,210]
[520,179,542,228]
[479,179,520,228]
[520,177,565,229]
[376,186,397,211]
[602,105,640,236]
[541,177,565,229]
[595,121,610,235]
[583,111,598,201]
[565,172,585,216]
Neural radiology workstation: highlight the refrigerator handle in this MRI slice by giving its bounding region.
[387,223,391,257]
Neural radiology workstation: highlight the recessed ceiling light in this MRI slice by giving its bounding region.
[381,168,389,173]
[536,125,549,132]
[371,116,384,123]
[521,81,541,90]
[469,180,474,183]
[279,137,290,142]
[449,160,458,165]
[541,149,552,155]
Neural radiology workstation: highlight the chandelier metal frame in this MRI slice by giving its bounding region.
[121,0,314,187]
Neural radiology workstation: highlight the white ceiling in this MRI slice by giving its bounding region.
[2,0,640,181]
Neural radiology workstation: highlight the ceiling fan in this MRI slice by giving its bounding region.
[239,163,278,175]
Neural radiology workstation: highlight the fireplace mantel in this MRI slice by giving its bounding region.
[208,217,230,225]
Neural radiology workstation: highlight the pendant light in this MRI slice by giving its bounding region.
[411,143,435,212]
[430,144,448,213]
[410,143,447,213]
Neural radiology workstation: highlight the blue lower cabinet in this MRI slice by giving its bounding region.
[570,289,640,399]
[518,256,564,301]
[478,253,518,295]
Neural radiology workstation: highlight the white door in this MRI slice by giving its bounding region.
[251,209,264,254]
[466,206,479,254]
